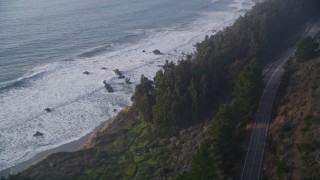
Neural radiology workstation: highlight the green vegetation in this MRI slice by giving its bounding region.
[312,61,320,93]
[279,58,296,99]
[281,121,293,132]
[275,160,287,178]
[233,59,264,121]
[176,59,263,179]
[295,36,319,62]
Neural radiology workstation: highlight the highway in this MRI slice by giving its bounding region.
[241,20,320,180]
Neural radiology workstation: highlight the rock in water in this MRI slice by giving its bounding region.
[44,108,51,112]
[83,71,90,75]
[33,131,43,137]
[153,49,162,55]
[104,83,114,92]
[118,75,125,79]
[125,78,131,84]
[113,69,122,76]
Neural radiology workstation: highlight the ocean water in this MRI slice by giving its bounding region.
[0,0,254,172]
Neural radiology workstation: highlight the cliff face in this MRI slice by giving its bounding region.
[263,55,320,179]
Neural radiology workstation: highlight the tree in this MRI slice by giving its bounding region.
[233,58,264,122]
[189,141,225,180]
[131,75,155,122]
[295,36,319,62]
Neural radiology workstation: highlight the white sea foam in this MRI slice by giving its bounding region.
[0,0,254,172]
[210,0,220,4]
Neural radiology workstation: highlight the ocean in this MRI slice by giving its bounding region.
[0,0,254,173]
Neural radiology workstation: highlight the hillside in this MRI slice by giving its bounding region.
[4,0,320,179]
[6,108,210,179]
[263,33,320,179]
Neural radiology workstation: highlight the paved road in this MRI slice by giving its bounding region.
[241,48,291,180]
[241,20,320,180]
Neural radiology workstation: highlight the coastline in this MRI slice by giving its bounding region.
[0,120,109,178]
[0,0,257,177]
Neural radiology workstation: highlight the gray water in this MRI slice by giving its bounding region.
[0,0,254,173]
[1,0,230,88]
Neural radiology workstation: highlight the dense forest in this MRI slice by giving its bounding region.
[4,0,320,179]
[177,59,264,179]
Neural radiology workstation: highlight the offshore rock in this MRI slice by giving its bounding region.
[153,49,162,55]
[33,131,44,137]
[44,108,51,112]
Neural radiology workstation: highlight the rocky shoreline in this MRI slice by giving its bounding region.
[0,122,107,178]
